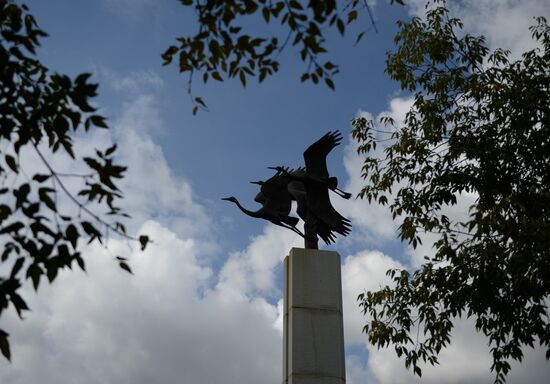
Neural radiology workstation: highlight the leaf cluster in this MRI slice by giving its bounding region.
[354,2,550,382]
[0,0,148,360]
[164,0,404,114]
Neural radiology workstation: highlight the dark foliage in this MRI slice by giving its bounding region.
[354,2,550,382]
[165,0,404,113]
[0,0,148,360]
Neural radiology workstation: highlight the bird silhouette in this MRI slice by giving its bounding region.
[269,131,351,248]
[302,131,351,237]
[285,173,338,245]
[249,166,293,209]
[222,168,304,237]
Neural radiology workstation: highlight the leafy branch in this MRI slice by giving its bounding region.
[163,0,404,113]
[0,0,148,360]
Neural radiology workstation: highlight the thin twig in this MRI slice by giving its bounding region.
[31,141,141,242]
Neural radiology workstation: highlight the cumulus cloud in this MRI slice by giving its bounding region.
[342,250,404,346]
[216,225,300,299]
[406,0,550,58]
[0,79,284,384]
[338,97,414,246]
[109,70,164,94]
[0,221,282,384]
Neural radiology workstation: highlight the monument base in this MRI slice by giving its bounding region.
[283,248,346,384]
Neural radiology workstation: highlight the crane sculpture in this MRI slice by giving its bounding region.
[222,168,304,237]
[222,131,352,249]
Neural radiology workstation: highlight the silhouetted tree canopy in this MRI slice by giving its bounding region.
[0,0,148,360]
[354,4,550,383]
[164,0,404,114]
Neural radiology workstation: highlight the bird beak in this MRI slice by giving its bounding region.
[249,181,262,185]
[221,197,231,201]
[267,166,278,170]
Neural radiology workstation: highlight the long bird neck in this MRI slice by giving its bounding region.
[233,199,262,218]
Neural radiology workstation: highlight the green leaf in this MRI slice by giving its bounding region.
[81,221,100,238]
[46,266,58,282]
[5,155,17,172]
[105,144,117,156]
[347,10,358,24]
[119,261,133,274]
[324,61,337,70]
[337,18,345,35]
[75,72,92,85]
[289,0,303,10]
[11,257,25,278]
[0,205,11,223]
[32,174,50,182]
[0,330,11,361]
[10,293,29,318]
[262,7,270,23]
[325,78,335,90]
[39,187,56,212]
[65,224,79,249]
[195,97,206,108]
[139,235,149,251]
[239,71,246,87]
[74,253,85,271]
[26,263,42,291]
[0,222,24,235]
[354,31,366,46]
[90,115,108,128]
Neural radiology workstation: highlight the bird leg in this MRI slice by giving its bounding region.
[333,188,352,199]
[278,222,305,238]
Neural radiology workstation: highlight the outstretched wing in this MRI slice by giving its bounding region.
[307,186,351,238]
[303,131,342,178]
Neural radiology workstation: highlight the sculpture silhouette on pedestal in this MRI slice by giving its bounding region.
[222,131,351,249]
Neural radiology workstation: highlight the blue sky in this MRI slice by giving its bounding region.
[1,1,550,383]
[26,0,411,257]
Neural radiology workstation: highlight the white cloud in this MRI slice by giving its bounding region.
[0,221,282,384]
[364,314,550,384]
[0,90,284,384]
[216,225,301,299]
[339,97,414,245]
[406,0,550,59]
[109,70,164,94]
[111,94,213,243]
[342,250,404,346]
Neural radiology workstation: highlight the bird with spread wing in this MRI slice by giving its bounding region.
[223,131,351,249]
[271,131,351,248]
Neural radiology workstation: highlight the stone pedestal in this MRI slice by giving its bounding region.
[283,248,346,384]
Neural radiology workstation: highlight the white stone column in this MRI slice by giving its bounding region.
[283,248,346,384]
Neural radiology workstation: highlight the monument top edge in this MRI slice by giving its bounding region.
[288,247,340,256]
